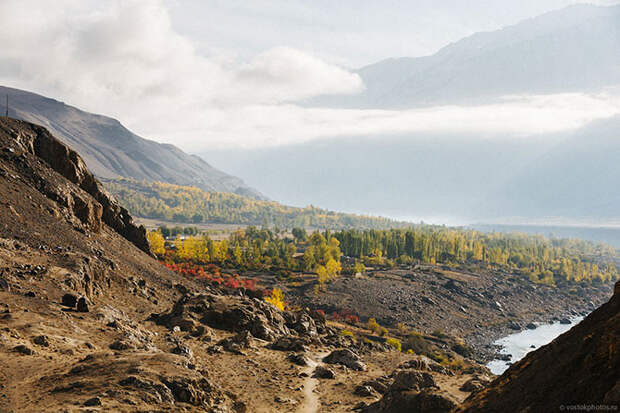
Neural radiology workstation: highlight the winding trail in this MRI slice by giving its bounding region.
[297,351,329,413]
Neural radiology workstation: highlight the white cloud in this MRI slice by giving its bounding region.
[147,92,620,149]
[0,0,619,152]
[0,0,362,131]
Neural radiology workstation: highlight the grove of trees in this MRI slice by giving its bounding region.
[151,225,618,288]
[104,178,409,230]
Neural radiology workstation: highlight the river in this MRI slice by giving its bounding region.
[486,317,583,375]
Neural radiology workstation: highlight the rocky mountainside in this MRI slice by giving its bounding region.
[0,85,264,199]
[459,281,619,412]
[0,117,617,412]
[308,4,620,108]
[0,117,483,412]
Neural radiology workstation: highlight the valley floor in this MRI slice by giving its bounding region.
[253,265,612,362]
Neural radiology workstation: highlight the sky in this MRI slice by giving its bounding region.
[0,0,619,151]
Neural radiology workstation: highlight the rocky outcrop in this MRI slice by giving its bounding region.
[362,366,456,413]
[323,349,367,371]
[458,281,620,412]
[151,293,291,341]
[0,118,150,254]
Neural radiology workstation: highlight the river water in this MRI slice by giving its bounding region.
[486,317,583,375]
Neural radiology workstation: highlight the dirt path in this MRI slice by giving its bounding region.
[297,351,329,413]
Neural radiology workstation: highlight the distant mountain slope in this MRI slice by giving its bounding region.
[104,178,412,230]
[482,115,620,221]
[0,85,264,199]
[205,134,561,223]
[309,4,620,108]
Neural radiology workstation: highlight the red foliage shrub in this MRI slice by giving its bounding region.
[329,309,359,325]
[161,261,257,291]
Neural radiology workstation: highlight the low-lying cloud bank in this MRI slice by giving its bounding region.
[1,0,619,151]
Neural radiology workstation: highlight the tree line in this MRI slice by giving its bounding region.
[149,225,618,288]
[104,178,409,230]
[332,228,618,285]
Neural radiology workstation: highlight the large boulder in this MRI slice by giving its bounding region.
[397,356,450,375]
[370,390,458,413]
[160,377,218,406]
[151,294,290,341]
[312,366,336,379]
[270,336,310,352]
[390,370,436,391]
[459,376,491,393]
[287,311,318,337]
[323,349,367,371]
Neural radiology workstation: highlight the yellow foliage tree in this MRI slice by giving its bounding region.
[265,288,285,311]
[147,231,165,256]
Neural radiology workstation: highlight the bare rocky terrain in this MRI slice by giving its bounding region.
[0,118,484,412]
[275,266,612,362]
[0,117,617,412]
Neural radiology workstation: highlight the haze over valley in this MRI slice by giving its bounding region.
[0,1,618,412]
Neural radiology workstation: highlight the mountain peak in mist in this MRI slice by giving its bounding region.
[307,3,620,108]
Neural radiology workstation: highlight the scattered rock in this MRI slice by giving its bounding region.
[118,376,174,404]
[363,376,392,394]
[218,331,255,354]
[287,311,319,337]
[559,318,572,325]
[77,297,89,312]
[270,336,309,353]
[312,366,336,379]
[0,277,9,292]
[274,395,297,405]
[508,321,521,330]
[526,322,537,330]
[287,353,310,366]
[83,397,102,406]
[161,376,219,406]
[171,344,194,358]
[375,389,458,413]
[354,385,379,397]
[14,345,35,355]
[397,356,450,375]
[62,293,78,308]
[323,349,366,371]
[33,335,50,347]
[109,339,136,351]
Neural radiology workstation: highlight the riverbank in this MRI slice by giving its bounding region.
[266,264,615,363]
[486,316,584,374]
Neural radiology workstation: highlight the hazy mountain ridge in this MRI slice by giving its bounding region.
[211,3,620,225]
[308,4,620,108]
[206,134,562,223]
[0,85,264,199]
[482,115,620,220]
